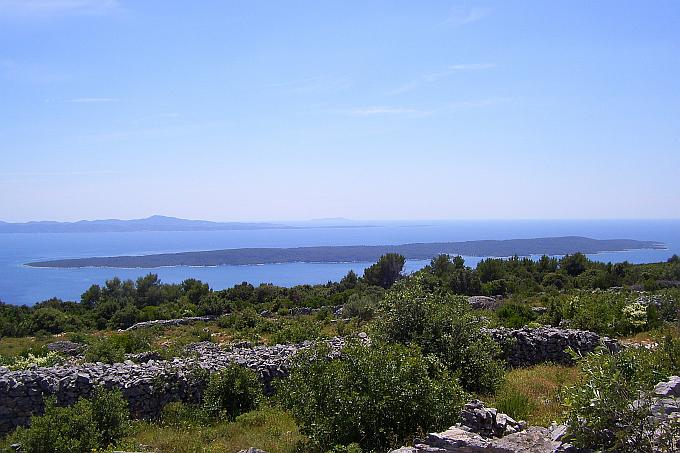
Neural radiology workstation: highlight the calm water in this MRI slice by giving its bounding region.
[1,219,678,306]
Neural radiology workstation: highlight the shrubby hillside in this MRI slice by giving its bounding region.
[0,252,679,452]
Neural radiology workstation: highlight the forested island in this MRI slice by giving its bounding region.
[27,236,664,268]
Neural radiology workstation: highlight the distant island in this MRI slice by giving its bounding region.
[0,215,374,233]
[26,236,665,268]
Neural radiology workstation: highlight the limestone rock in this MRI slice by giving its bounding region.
[655,376,680,397]
[467,296,500,310]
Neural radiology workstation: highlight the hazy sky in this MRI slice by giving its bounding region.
[1,0,679,222]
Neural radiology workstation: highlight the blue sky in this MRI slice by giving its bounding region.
[1,0,679,222]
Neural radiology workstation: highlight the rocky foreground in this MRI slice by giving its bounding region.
[390,376,680,453]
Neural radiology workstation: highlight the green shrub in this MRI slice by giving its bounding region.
[217,308,260,330]
[85,338,125,364]
[84,331,152,364]
[269,318,323,344]
[11,388,130,452]
[0,351,64,370]
[160,401,209,428]
[374,276,504,393]
[563,335,680,452]
[326,443,363,453]
[496,302,538,328]
[342,296,375,321]
[278,341,467,451]
[203,364,263,419]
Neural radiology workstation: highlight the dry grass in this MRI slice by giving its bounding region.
[123,407,304,453]
[484,364,582,426]
[0,334,53,357]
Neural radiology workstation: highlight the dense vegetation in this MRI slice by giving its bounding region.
[2,253,678,337]
[1,252,679,452]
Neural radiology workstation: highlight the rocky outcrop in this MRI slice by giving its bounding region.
[288,305,344,317]
[631,375,680,450]
[122,315,217,331]
[390,401,574,453]
[483,327,620,367]
[467,296,501,310]
[457,400,526,438]
[45,341,85,356]
[0,334,367,435]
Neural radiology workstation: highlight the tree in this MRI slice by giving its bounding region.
[375,276,504,393]
[279,341,466,451]
[339,270,359,290]
[362,253,405,288]
[560,253,589,277]
[476,258,505,283]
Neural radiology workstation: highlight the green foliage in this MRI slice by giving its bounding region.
[374,276,504,393]
[11,388,130,452]
[203,364,263,419]
[217,308,260,330]
[423,255,481,295]
[342,294,376,321]
[278,341,467,452]
[562,335,680,451]
[160,401,210,428]
[325,443,363,453]
[362,253,405,288]
[560,253,589,277]
[269,318,323,345]
[84,331,151,364]
[26,306,79,334]
[0,351,63,370]
[3,254,680,340]
[496,302,538,328]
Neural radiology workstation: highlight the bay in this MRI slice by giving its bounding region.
[1,219,678,306]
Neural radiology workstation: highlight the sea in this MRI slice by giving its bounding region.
[1,219,679,306]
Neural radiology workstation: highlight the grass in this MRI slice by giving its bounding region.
[119,407,304,453]
[0,334,54,357]
[484,364,582,426]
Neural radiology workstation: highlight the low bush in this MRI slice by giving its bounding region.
[11,387,131,452]
[269,318,323,344]
[203,364,263,419]
[325,444,363,453]
[562,334,680,452]
[84,337,125,363]
[217,308,260,330]
[278,341,467,452]
[0,351,63,370]
[84,331,152,364]
[160,401,210,428]
[495,301,538,328]
[374,276,504,393]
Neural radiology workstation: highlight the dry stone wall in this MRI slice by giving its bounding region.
[484,326,620,367]
[0,335,364,435]
[0,327,617,436]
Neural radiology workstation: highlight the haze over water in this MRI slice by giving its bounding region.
[2,219,678,306]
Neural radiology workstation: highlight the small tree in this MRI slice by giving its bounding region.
[278,341,466,451]
[363,253,405,288]
[560,253,589,277]
[203,364,263,419]
[374,275,504,393]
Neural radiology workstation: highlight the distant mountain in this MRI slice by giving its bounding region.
[0,215,294,233]
[27,236,665,268]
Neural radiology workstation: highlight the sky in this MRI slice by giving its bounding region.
[1,0,679,222]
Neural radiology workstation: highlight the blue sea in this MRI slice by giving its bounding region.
[1,219,678,306]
